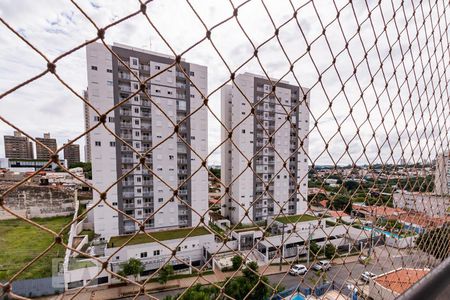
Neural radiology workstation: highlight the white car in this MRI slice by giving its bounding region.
[360,271,376,282]
[289,264,308,276]
[312,260,331,271]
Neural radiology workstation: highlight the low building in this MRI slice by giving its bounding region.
[393,190,449,217]
[0,157,68,172]
[367,268,430,300]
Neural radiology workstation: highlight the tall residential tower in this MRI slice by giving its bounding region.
[35,133,57,160]
[221,73,310,224]
[86,42,208,238]
[4,131,34,160]
[434,151,450,195]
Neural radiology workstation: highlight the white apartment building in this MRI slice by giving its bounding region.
[86,42,208,238]
[221,73,310,224]
[393,190,449,217]
[434,151,449,195]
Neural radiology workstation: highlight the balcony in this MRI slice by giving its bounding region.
[118,85,131,92]
[122,191,134,198]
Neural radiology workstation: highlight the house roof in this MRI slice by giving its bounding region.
[374,268,429,294]
[353,204,407,218]
[327,210,349,218]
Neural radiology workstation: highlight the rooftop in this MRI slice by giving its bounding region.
[374,268,429,294]
[275,214,318,224]
[108,226,212,248]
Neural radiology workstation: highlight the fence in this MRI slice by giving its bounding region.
[0,0,449,299]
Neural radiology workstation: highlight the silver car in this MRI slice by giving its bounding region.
[312,260,331,271]
[360,271,376,282]
[289,264,307,276]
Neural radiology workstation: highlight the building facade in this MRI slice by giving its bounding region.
[4,131,34,160]
[221,73,310,224]
[434,151,449,195]
[83,90,92,163]
[35,133,57,160]
[63,142,81,166]
[393,190,449,217]
[86,42,208,238]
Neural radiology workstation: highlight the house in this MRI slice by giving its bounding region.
[367,268,430,300]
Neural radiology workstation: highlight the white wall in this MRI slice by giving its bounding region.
[86,42,119,239]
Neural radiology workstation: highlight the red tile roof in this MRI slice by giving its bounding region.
[375,268,429,294]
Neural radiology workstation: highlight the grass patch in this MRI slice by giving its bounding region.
[275,214,317,224]
[108,227,211,248]
[68,259,96,271]
[79,229,95,241]
[0,216,72,280]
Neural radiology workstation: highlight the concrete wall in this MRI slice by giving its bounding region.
[0,185,75,220]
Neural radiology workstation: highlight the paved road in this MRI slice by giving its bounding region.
[130,248,437,299]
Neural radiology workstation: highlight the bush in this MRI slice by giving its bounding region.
[324,243,336,259]
[231,255,243,271]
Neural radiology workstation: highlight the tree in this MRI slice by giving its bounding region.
[343,180,359,191]
[119,258,144,280]
[158,264,174,284]
[209,167,221,179]
[327,195,352,214]
[416,226,450,260]
[309,240,321,258]
[324,243,336,260]
[231,255,243,271]
[223,261,270,300]
[165,284,220,300]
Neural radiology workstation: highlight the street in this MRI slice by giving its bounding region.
[126,247,436,299]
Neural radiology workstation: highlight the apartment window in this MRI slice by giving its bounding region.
[191,136,195,140]
[190,94,194,98]
[134,108,139,113]
[112,202,117,206]
[140,252,147,258]
[189,71,195,76]
[134,96,139,101]
[155,89,161,93]
[169,155,174,160]
[110,141,116,147]
[91,66,98,70]
[107,80,113,86]
[168,91,173,95]
[109,117,114,122]
[132,58,138,66]
[135,131,140,137]
[155,65,161,70]
[242,129,245,133]
[106,68,112,73]
[134,119,140,125]
[158,198,163,203]
[153,250,160,256]
[94,116,100,121]
[137,177,141,182]
[95,141,101,146]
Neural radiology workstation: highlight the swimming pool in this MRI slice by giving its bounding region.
[363,226,400,238]
[289,294,305,300]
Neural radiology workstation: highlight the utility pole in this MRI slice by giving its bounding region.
[307,223,312,266]
[368,213,374,256]
[279,223,286,271]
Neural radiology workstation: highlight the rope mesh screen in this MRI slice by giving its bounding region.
[0,0,449,299]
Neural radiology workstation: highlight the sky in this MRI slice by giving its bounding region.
[0,0,448,166]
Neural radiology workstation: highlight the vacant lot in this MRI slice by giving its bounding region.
[0,216,72,280]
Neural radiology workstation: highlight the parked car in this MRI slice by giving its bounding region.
[289,264,307,276]
[312,260,331,271]
[360,271,376,282]
[358,255,369,264]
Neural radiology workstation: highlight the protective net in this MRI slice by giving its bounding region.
[0,0,449,299]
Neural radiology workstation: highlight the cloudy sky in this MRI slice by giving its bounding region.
[0,0,448,166]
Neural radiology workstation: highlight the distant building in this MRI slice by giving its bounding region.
[63,142,81,166]
[221,73,310,224]
[4,131,34,159]
[35,133,57,160]
[434,151,449,195]
[83,90,92,163]
[393,190,449,217]
[367,268,430,300]
[0,158,67,172]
